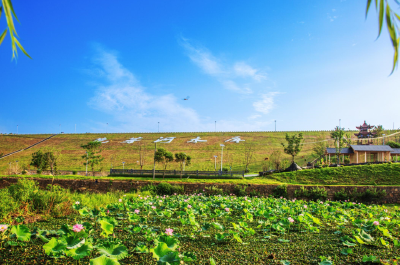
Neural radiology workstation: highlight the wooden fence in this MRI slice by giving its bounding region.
[110,169,245,177]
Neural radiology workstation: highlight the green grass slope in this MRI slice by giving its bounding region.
[268,163,400,185]
[0,130,397,174]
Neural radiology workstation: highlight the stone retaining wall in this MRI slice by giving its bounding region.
[1,177,399,203]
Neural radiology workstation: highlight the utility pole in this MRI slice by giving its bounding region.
[153,142,157,179]
[158,122,160,133]
[17,125,18,135]
[122,162,125,173]
[215,121,217,132]
[275,120,276,131]
[220,144,225,171]
[339,119,341,129]
[75,124,76,134]
[214,155,217,170]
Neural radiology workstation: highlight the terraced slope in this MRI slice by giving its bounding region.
[0,130,396,174]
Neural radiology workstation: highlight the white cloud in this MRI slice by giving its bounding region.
[180,37,270,94]
[234,62,267,82]
[88,47,203,131]
[252,92,279,114]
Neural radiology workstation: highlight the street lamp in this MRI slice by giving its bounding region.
[122,162,125,173]
[215,121,216,132]
[17,125,18,135]
[220,144,225,171]
[158,122,160,133]
[214,155,218,170]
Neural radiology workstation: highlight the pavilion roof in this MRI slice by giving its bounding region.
[350,145,394,152]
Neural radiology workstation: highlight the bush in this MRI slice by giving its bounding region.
[387,141,400,148]
[333,188,386,203]
[156,182,173,195]
[203,185,225,196]
[234,185,247,197]
[21,170,28,175]
[37,170,42,174]
[248,190,261,197]
[8,179,39,202]
[294,186,327,201]
[72,170,77,175]
[141,184,157,195]
[272,184,287,198]
[222,167,229,172]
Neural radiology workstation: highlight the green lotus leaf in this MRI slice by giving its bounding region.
[280,261,290,265]
[340,248,353,255]
[99,220,114,237]
[150,242,173,260]
[155,235,179,251]
[134,244,149,253]
[210,257,217,265]
[78,208,90,216]
[57,224,71,236]
[354,236,365,245]
[64,235,85,249]
[232,233,242,243]
[11,225,31,242]
[342,241,356,247]
[157,251,180,265]
[97,242,128,260]
[278,238,290,243]
[362,255,378,262]
[43,237,67,257]
[66,242,93,260]
[212,222,224,230]
[359,230,374,243]
[90,255,120,265]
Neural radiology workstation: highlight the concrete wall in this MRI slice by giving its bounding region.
[1,177,399,203]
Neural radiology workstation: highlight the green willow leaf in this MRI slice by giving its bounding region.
[366,0,373,17]
[0,28,8,46]
[378,0,385,37]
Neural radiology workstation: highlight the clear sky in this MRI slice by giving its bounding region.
[1,0,399,134]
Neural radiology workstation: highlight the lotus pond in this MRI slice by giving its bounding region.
[0,194,399,265]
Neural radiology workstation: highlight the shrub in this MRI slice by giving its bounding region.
[155,182,174,195]
[203,186,225,196]
[358,188,386,203]
[37,170,42,174]
[272,184,287,198]
[234,185,247,197]
[21,170,28,175]
[248,190,261,197]
[141,184,157,195]
[8,179,39,202]
[333,188,348,201]
[171,185,184,194]
[294,186,327,201]
[387,141,400,148]
[72,170,77,175]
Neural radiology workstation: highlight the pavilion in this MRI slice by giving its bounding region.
[326,145,400,164]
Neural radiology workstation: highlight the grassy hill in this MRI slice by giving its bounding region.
[0,130,398,174]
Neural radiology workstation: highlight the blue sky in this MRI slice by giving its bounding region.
[1,0,399,134]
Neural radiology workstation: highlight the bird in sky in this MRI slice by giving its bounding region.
[183,96,190,101]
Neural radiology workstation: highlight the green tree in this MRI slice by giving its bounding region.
[154,148,174,179]
[269,150,283,170]
[281,133,304,163]
[312,138,329,158]
[30,150,48,171]
[0,0,31,59]
[366,0,400,73]
[175,152,192,179]
[81,141,104,176]
[330,127,351,166]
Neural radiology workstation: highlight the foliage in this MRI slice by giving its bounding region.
[81,141,104,176]
[154,148,174,179]
[333,187,386,203]
[243,143,256,172]
[141,183,184,196]
[272,184,288,198]
[330,127,351,165]
[281,133,304,163]
[366,0,400,73]
[294,186,327,201]
[30,150,47,171]
[387,141,400,148]
[0,0,31,59]
[270,163,400,186]
[312,139,329,158]
[174,152,192,179]
[269,150,284,170]
[233,184,247,197]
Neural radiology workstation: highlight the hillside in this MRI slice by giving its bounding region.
[0,130,397,174]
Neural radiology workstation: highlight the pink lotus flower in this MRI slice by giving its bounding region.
[149,202,153,205]
[288,217,294,223]
[72,224,84,233]
[299,214,304,216]
[187,205,192,209]
[225,208,230,212]
[151,206,156,209]
[119,199,122,202]
[159,200,162,203]
[107,210,110,214]
[75,201,80,205]
[165,228,173,236]
[373,221,379,226]
[134,209,140,214]
[303,205,307,209]
[0,224,8,232]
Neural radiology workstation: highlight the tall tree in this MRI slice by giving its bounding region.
[30,150,48,171]
[312,138,329,158]
[243,143,255,172]
[281,133,304,163]
[137,141,146,171]
[175,152,192,179]
[154,148,174,179]
[81,141,104,176]
[330,127,351,166]
[269,150,283,170]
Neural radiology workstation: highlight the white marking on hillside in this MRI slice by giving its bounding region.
[187,137,207,143]
[224,136,245,143]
